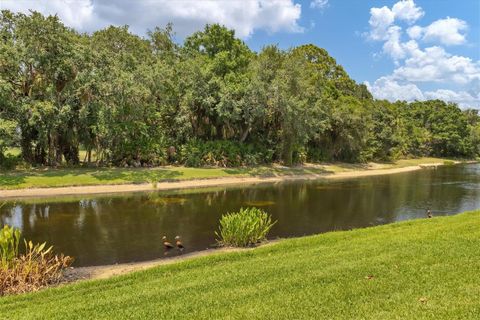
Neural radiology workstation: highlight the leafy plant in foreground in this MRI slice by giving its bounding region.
[0,225,21,269]
[216,207,276,247]
[0,225,73,296]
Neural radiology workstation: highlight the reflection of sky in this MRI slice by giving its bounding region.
[3,205,24,230]
[393,164,480,221]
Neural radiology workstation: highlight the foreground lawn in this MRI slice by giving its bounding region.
[0,157,455,190]
[1,210,478,319]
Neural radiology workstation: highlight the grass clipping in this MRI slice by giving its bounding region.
[0,226,73,296]
[216,207,276,247]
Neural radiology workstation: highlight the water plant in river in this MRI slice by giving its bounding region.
[0,226,73,296]
[216,207,276,247]
[148,197,188,205]
[244,201,276,207]
[0,225,21,268]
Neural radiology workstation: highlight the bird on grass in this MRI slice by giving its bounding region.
[175,236,184,251]
[426,209,432,218]
[162,236,174,250]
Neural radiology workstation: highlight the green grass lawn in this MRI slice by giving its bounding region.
[0,157,458,190]
[1,210,478,319]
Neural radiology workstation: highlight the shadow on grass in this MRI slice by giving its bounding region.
[224,166,333,178]
[0,164,340,189]
[330,163,371,170]
[91,168,182,183]
[0,167,184,189]
[0,172,27,187]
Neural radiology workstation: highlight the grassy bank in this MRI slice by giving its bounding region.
[0,157,460,190]
[1,210,478,319]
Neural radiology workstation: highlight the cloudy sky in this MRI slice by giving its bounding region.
[1,0,479,108]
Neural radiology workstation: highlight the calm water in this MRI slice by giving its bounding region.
[1,164,479,266]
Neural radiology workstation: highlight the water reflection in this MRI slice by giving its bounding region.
[1,164,479,266]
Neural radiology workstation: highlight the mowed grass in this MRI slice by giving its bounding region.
[0,157,457,190]
[0,166,328,190]
[1,211,478,319]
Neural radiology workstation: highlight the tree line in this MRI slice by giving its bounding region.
[0,11,479,168]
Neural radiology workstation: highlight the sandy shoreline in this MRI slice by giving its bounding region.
[65,246,263,281]
[1,163,447,199]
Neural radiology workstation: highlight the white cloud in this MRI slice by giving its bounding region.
[393,46,480,84]
[382,26,406,61]
[0,0,303,38]
[365,77,424,101]
[365,1,479,108]
[368,6,395,41]
[407,25,423,39]
[365,78,480,108]
[422,17,468,45]
[310,0,328,9]
[368,0,423,41]
[405,18,468,46]
[0,0,94,30]
[424,89,480,108]
[391,0,424,23]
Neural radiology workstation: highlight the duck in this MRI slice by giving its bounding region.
[162,236,174,250]
[426,209,432,218]
[175,236,184,251]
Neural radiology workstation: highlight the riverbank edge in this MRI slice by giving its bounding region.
[64,244,275,281]
[1,160,475,199]
[65,209,477,282]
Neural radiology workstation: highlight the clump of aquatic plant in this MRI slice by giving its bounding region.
[244,201,276,207]
[0,226,73,296]
[149,197,188,205]
[0,225,21,269]
[443,160,455,166]
[216,207,276,247]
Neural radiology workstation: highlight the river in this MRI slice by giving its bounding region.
[1,163,479,266]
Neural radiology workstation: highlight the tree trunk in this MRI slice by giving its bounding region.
[282,134,293,166]
[240,126,251,143]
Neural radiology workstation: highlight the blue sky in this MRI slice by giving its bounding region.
[1,0,479,108]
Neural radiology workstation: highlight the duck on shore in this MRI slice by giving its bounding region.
[175,236,184,251]
[427,209,432,218]
[162,236,174,250]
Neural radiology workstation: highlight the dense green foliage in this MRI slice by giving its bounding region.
[0,11,479,168]
[216,207,276,247]
[0,211,478,318]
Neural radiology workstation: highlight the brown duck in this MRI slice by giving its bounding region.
[427,209,432,218]
[175,236,184,251]
[162,236,174,250]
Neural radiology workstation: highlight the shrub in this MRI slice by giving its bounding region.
[292,148,307,164]
[0,226,73,296]
[216,207,276,247]
[179,140,203,167]
[0,154,20,170]
[443,160,455,166]
[179,140,272,167]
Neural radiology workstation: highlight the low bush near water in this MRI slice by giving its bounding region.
[216,207,276,247]
[0,225,73,296]
[179,140,273,167]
